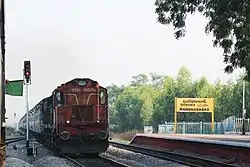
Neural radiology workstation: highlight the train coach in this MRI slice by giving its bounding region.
[18,78,109,155]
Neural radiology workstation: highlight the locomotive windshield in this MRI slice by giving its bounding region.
[64,92,97,106]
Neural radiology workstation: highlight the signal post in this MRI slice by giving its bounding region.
[23,61,31,149]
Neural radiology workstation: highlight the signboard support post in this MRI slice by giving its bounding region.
[174,97,177,133]
[211,98,215,134]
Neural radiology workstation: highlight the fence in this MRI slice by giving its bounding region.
[155,117,250,134]
[223,116,250,134]
[158,122,224,134]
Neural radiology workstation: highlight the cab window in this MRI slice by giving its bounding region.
[54,91,64,105]
[100,91,106,104]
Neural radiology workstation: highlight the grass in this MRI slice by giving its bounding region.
[109,130,140,143]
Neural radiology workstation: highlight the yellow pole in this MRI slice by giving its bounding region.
[174,97,177,133]
[211,98,215,134]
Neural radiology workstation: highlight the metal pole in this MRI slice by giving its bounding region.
[0,0,6,165]
[0,0,6,166]
[242,73,246,135]
[26,84,29,147]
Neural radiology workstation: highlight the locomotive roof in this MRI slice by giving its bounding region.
[57,78,106,90]
[65,78,94,84]
[64,78,98,85]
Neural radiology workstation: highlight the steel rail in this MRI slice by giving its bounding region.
[61,154,87,167]
[98,154,131,167]
[61,153,131,167]
[5,137,25,145]
[110,141,237,167]
[6,136,24,141]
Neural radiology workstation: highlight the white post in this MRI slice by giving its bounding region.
[243,79,245,113]
[200,121,203,134]
[33,142,36,157]
[242,74,246,135]
[182,122,185,134]
[14,113,16,131]
[26,83,29,146]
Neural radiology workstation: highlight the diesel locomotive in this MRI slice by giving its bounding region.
[18,78,109,155]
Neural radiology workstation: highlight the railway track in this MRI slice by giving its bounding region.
[61,153,131,167]
[110,141,237,167]
[5,137,25,145]
[98,155,131,167]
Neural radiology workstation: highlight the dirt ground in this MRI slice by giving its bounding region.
[0,146,5,167]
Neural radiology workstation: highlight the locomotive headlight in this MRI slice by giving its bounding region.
[98,131,108,140]
[61,131,70,140]
[66,120,70,124]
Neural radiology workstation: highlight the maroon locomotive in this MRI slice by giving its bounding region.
[19,78,109,155]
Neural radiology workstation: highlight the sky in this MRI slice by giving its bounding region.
[4,0,241,126]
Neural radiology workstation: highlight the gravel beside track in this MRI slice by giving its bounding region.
[6,139,190,167]
[71,156,128,167]
[5,139,78,167]
[100,146,189,167]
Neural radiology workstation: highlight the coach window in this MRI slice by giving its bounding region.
[100,91,106,104]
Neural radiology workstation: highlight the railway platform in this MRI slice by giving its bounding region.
[130,133,250,165]
[133,133,250,143]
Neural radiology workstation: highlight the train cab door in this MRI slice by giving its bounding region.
[52,91,64,135]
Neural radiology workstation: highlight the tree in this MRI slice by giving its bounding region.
[106,84,125,129]
[131,74,149,86]
[107,66,249,133]
[6,126,16,137]
[152,76,176,130]
[149,72,165,89]
[114,87,144,132]
[155,0,250,79]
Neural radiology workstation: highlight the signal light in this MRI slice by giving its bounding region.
[24,61,31,84]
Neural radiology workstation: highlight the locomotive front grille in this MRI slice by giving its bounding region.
[71,105,94,122]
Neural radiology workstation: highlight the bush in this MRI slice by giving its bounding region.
[5,126,16,137]
[110,130,140,141]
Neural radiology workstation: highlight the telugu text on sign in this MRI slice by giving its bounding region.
[176,98,214,112]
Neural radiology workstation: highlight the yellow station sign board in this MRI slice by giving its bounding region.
[176,98,214,112]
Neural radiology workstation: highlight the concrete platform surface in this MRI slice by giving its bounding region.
[132,133,250,148]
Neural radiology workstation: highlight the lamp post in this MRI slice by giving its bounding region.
[242,70,246,135]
